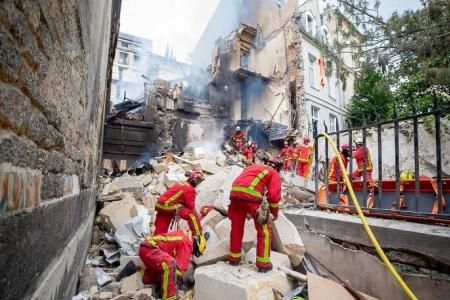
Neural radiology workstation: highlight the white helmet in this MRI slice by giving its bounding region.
[353,137,363,145]
[235,126,241,132]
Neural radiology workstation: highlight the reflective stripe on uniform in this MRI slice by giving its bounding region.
[231,186,262,198]
[155,203,182,210]
[268,202,280,208]
[164,190,183,206]
[176,269,184,276]
[231,169,269,198]
[262,224,270,263]
[230,251,241,258]
[139,267,146,278]
[161,261,170,300]
[189,213,201,236]
[152,236,183,242]
[256,256,271,263]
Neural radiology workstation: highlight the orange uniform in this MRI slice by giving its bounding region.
[295,144,314,177]
[328,153,349,182]
[352,145,373,180]
[277,145,294,171]
[233,131,246,151]
[229,165,281,269]
[154,182,202,237]
[139,230,193,300]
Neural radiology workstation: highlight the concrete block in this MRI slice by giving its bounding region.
[163,173,186,188]
[272,212,305,267]
[138,173,153,187]
[200,210,225,229]
[212,166,243,212]
[194,262,294,300]
[99,291,113,300]
[150,161,168,174]
[98,194,137,232]
[193,240,230,266]
[203,225,220,245]
[135,288,153,300]
[111,177,143,200]
[215,218,256,251]
[120,273,144,293]
[245,247,292,269]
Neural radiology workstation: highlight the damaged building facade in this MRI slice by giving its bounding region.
[196,0,358,141]
[103,32,219,168]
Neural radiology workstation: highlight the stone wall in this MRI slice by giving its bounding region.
[0,0,121,299]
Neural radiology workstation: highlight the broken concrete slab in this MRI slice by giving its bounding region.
[98,291,114,300]
[135,288,153,300]
[272,212,305,267]
[245,247,292,269]
[120,273,144,293]
[110,177,144,200]
[215,218,256,251]
[150,161,168,174]
[200,210,225,229]
[212,165,243,212]
[307,272,378,300]
[193,240,231,266]
[163,172,186,188]
[194,261,294,300]
[98,194,137,233]
[138,173,153,187]
[287,186,313,202]
[203,225,220,245]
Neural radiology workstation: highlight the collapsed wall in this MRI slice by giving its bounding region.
[0,0,121,299]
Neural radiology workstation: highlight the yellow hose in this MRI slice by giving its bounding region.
[319,132,418,300]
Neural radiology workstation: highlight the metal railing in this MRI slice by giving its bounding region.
[313,97,449,221]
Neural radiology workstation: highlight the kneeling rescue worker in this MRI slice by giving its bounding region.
[228,164,282,272]
[154,171,204,237]
[117,230,209,300]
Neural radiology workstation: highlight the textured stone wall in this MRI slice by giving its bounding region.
[0,0,121,299]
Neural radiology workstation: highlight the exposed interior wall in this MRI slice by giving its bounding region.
[0,0,120,299]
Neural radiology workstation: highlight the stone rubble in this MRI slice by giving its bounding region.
[79,148,311,299]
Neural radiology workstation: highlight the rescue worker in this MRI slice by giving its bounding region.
[352,138,373,181]
[295,136,314,178]
[251,139,258,153]
[117,230,208,300]
[232,126,246,152]
[328,144,350,182]
[154,171,204,237]
[242,141,254,166]
[276,141,294,171]
[228,164,282,272]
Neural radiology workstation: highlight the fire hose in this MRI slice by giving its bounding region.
[319,132,418,300]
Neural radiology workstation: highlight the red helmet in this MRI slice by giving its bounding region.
[186,171,205,187]
[341,143,350,150]
[303,136,310,143]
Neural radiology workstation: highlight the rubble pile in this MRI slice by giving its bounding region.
[75,147,317,300]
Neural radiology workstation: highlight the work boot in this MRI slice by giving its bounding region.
[117,261,137,280]
[229,260,241,266]
[258,265,273,273]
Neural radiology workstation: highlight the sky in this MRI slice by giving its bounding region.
[120,0,422,64]
[120,0,219,63]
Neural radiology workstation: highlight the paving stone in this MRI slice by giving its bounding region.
[194,261,294,300]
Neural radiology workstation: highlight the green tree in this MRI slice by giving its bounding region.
[346,65,394,126]
[336,0,450,121]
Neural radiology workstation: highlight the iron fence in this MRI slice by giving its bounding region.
[313,97,450,222]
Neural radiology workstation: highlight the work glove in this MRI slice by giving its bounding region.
[256,198,270,225]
